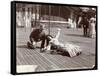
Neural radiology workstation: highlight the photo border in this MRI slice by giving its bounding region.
[11,1,98,75]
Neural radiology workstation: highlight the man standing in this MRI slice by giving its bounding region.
[82,16,89,37]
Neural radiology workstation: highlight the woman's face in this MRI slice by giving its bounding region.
[47,35,59,45]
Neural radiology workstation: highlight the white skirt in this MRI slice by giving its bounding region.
[64,43,82,57]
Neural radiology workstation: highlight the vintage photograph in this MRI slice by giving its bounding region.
[15,2,97,73]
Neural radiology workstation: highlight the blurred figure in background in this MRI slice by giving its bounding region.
[82,16,89,37]
[89,15,96,38]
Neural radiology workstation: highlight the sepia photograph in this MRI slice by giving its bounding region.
[11,1,97,74]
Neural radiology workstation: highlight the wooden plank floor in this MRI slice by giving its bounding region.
[16,27,96,72]
[17,46,95,72]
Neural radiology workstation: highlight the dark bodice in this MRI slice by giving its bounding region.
[30,28,48,42]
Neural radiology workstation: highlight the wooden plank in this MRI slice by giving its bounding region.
[17,47,95,71]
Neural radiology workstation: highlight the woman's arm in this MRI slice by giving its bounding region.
[44,44,51,51]
[55,28,61,39]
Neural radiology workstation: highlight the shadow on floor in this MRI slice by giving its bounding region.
[16,45,40,49]
[16,45,28,48]
[66,34,84,38]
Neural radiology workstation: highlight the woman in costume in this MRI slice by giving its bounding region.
[45,28,82,57]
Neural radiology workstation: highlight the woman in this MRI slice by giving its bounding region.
[45,28,82,57]
[89,16,96,38]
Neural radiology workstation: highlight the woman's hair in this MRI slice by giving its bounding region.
[39,24,45,30]
[47,35,53,41]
